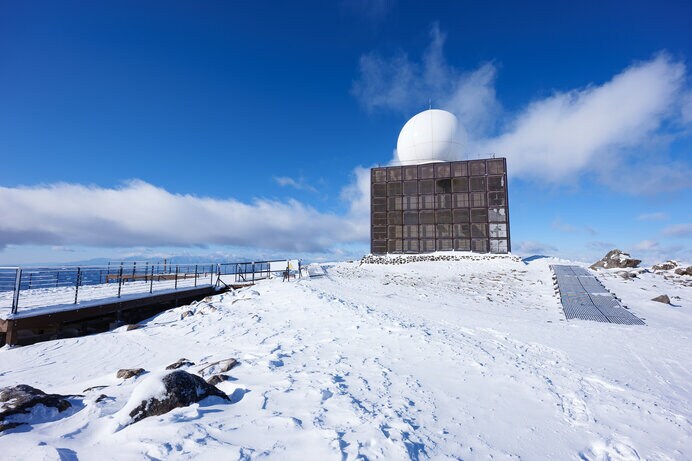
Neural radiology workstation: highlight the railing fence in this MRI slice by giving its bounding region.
[0,259,297,316]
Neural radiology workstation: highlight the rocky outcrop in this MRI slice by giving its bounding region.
[0,385,72,432]
[652,260,678,271]
[590,250,641,270]
[651,294,672,304]
[674,266,692,276]
[117,368,146,379]
[166,358,195,370]
[126,371,228,425]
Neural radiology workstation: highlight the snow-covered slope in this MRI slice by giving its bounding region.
[0,257,690,460]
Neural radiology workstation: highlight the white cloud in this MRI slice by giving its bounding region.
[0,177,371,253]
[586,241,616,251]
[273,176,318,193]
[351,23,500,139]
[637,212,668,221]
[480,53,687,184]
[552,218,597,236]
[633,239,660,251]
[552,218,577,233]
[681,90,692,125]
[51,245,75,253]
[629,240,691,265]
[662,223,692,238]
[340,166,373,241]
[514,240,558,255]
[352,25,691,193]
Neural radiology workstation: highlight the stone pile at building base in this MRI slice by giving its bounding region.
[361,253,522,265]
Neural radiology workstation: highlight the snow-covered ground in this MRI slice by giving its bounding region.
[0,256,690,460]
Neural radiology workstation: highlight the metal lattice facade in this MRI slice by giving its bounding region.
[370,158,511,255]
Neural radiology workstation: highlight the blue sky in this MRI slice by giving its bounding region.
[0,0,690,265]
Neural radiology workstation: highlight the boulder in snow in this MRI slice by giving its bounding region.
[117,368,146,379]
[119,370,229,427]
[206,374,230,386]
[652,260,678,271]
[590,249,641,270]
[198,358,238,376]
[616,271,638,280]
[674,266,692,276]
[651,294,672,305]
[0,385,72,432]
[166,358,195,370]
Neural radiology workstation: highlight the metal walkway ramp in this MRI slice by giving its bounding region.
[551,265,644,325]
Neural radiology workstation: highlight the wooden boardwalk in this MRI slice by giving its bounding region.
[0,283,250,346]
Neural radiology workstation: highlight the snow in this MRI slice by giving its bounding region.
[0,256,690,460]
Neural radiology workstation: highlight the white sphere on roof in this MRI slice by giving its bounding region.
[396,109,460,164]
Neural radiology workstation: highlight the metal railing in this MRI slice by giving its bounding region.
[0,259,297,317]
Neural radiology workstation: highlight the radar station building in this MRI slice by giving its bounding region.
[370,109,511,255]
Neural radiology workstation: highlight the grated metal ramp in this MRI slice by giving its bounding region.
[551,265,645,325]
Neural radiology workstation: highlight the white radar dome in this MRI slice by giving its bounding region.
[396,109,460,164]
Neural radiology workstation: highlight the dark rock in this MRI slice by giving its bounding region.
[652,261,677,271]
[651,294,671,304]
[83,385,108,393]
[180,310,193,319]
[127,370,229,425]
[616,271,637,280]
[590,249,641,270]
[674,266,692,276]
[199,358,238,376]
[0,422,22,432]
[0,385,72,432]
[126,324,143,331]
[95,394,110,403]
[117,368,146,379]
[166,358,195,370]
[206,374,229,386]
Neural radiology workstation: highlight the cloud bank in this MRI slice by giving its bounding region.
[0,176,371,253]
[352,24,692,193]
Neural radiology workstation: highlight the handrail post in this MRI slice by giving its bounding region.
[74,267,81,304]
[252,262,255,283]
[145,262,149,283]
[117,266,124,298]
[11,268,22,315]
[150,264,154,293]
[194,264,198,287]
[175,265,179,289]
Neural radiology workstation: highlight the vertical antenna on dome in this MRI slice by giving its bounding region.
[428,98,432,110]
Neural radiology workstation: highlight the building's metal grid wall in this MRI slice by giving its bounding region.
[370,158,510,254]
